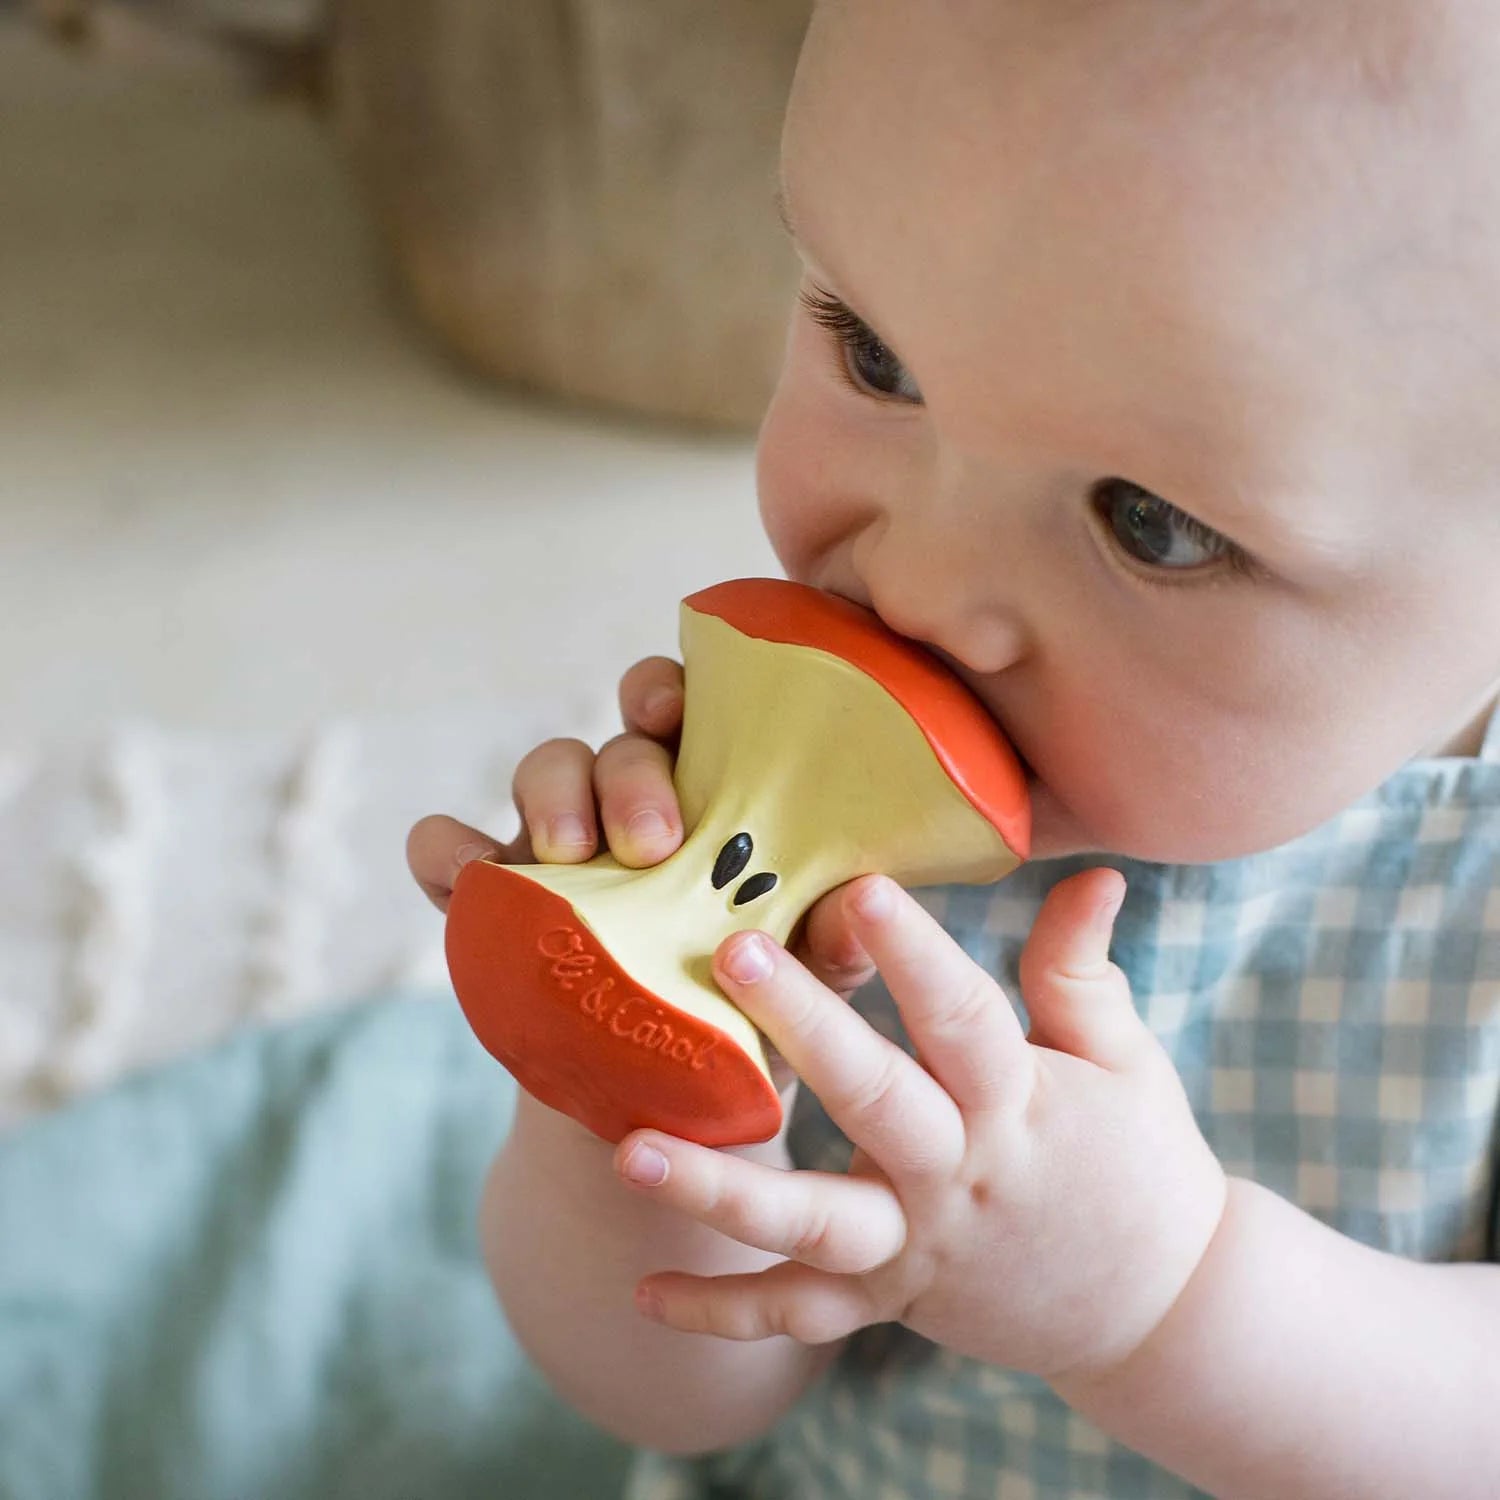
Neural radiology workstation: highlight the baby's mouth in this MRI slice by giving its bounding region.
[918,643,1039,776]
[1014,747,1041,793]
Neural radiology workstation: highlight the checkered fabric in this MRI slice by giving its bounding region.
[628,717,1500,1499]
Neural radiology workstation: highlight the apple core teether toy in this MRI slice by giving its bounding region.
[445,578,1030,1147]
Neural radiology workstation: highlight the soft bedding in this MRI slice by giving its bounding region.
[0,993,632,1500]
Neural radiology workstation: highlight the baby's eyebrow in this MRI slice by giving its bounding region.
[773,182,801,244]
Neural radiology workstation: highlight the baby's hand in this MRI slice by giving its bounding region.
[615,870,1229,1385]
[406,657,879,1091]
[408,656,690,901]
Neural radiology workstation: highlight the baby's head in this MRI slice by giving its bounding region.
[756,0,1500,862]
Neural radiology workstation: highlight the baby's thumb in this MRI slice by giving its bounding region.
[1018,869,1148,1072]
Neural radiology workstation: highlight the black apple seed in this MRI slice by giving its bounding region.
[712,832,754,889]
[733,872,778,906]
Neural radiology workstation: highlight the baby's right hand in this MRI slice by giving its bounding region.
[407,655,690,910]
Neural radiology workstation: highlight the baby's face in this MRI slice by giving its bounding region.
[757,0,1500,862]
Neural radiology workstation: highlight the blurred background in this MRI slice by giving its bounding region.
[0,2,813,1120]
[1,10,830,1495]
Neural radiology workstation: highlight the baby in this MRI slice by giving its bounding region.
[409,1,1500,1494]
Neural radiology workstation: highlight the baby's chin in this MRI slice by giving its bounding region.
[1020,777,1107,862]
[1024,776,1308,868]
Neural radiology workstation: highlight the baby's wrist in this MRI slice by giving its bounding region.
[507,1087,618,1164]
[1050,1172,1242,1411]
[506,1079,796,1172]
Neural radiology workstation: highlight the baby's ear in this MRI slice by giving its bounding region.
[20,0,328,102]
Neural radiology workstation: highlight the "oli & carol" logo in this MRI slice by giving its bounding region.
[537,927,719,1071]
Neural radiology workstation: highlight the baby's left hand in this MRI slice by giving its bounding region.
[614,869,1228,1384]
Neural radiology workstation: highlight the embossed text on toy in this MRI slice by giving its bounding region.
[537,927,721,1069]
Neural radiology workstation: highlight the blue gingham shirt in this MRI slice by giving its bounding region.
[628,714,1500,1499]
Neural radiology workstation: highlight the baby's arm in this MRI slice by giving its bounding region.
[409,658,866,1452]
[482,1088,839,1453]
[1054,1177,1500,1497]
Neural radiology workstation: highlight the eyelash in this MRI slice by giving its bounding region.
[798,285,918,403]
[798,284,863,342]
[1090,483,1259,586]
[1180,516,1257,581]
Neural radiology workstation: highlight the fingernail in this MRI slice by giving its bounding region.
[1094,883,1127,934]
[619,1142,668,1186]
[723,932,773,984]
[853,877,894,922]
[643,687,681,723]
[635,1284,665,1320]
[626,808,671,843]
[545,813,592,851]
[453,842,494,871]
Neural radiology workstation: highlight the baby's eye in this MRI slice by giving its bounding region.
[1092,478,1236,572]
[799,286,923,404]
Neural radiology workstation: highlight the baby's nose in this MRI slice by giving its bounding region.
[857,542,1027,678]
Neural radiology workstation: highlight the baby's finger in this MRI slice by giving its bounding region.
[614,1132,905,1274]
[714,931,965,1183]
[619,656,685,740]
[789,883,878,1001]
[1019,868,1149,1074]
[594,732,684,868]
[406,813,515,912]
[512,737,601,863]
[636,1259,879,1346]
[844,876,1031,1121]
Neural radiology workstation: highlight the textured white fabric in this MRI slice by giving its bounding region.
[0,697,618,1129]
[0,25,775,1130]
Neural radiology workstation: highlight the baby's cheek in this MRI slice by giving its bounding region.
[752,432,803,572]
[754,393,839,578]
[1022,685,1241,862]
[1077,725,1340,863]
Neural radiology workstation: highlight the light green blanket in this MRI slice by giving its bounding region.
[0,996,634,1500]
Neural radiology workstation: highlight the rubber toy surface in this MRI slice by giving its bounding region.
[445,578,1031,1147]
